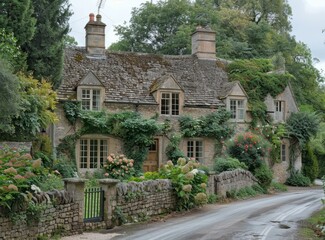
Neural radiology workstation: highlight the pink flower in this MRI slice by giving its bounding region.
[104,173,109,177]
[4,167,17,175]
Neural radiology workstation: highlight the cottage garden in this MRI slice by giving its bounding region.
[0,98,322,238]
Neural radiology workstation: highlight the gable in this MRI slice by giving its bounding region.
[150,75,183,93]
[265,85,299,113]
[78,71,104,87]
[228,82,247,97]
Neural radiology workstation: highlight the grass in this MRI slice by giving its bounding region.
[299,206,325,239]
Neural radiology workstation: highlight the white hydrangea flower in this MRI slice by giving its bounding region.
[31,184,41,193]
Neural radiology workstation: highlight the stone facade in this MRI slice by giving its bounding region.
[115,180,176,223]
[208,169,258,197]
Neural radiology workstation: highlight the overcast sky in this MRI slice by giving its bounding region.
[68,0,325,73]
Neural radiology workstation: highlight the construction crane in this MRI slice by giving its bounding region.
[97,0,106,14]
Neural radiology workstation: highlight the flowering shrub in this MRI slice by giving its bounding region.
[252,124,286,164]
[103,154,135,181]
[227,132,271,171]
[159,158,208,210]
[0,147,48,212]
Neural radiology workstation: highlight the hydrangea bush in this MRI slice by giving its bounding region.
[0,147,48,212]
[103,154,135,181]
[159,158,208,210]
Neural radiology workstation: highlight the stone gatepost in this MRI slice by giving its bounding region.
[64,178,88,232]
[99,179,120,228]
[207,171,216,195]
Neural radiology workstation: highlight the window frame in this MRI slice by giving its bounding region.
[160,91,180,116]
[281,144,287,162]
[77,137,109,169]
[274,100,285,121]
[229,99,245,121]
[186,139,204,162]
[77,86,104,111]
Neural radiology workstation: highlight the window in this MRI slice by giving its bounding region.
[187,140,203,162]
[281,144,286,162]
[81,89,101,110]
[230,99,245,121]
[79,138,108,169]
[161,92,179,115]
[275,101,285,121]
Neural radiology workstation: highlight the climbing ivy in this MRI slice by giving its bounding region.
[227,59,294,125]
[179,109,234,140]
[59,103,162,172]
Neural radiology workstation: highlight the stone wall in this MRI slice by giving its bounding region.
[0,190,82,240]
[209,169,258,197]
[115,180,176,223]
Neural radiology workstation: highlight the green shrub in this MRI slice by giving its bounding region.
[52,157,76,178]
[302,144,319,183]
[286,171,311,187]
[214,157,248,173]
[159,158,208,210]
[226,185,263,200]
[37,174,64,191]
[270,181,287,192]
[254,164,273,189]
[207,194,219,204]
[227,132,271,172]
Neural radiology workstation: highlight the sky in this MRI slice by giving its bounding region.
[68,0,325,73]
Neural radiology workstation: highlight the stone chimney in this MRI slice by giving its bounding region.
[191,26,216,60]
[85,13,106,56]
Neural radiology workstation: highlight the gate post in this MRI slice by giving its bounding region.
[64,178,88,232]
[99,179,120,228]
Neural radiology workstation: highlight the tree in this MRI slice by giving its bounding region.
[0,59,20,133]
[0,74,58,141]
[0,29,27,72]
[217,0,292,32]
[63,35,78,47]
[0,0,36,47]
[25,0,72,89]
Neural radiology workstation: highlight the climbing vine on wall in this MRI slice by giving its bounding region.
[227,59,294,126]
[163,108,234,161]
[59,102,162,172]
[179,108,234,140]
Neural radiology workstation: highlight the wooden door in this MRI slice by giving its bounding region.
[143,139,159,172]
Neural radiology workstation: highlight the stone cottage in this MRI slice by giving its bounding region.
[52,13,300,182]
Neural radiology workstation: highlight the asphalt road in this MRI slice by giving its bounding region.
[61,188,323,240]
[107,189,323,240]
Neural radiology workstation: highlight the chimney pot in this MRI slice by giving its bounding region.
[96,14,102,22]
[89,13,95,22]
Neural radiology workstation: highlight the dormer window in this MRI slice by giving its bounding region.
[161,92,180,116]
[230,99,245,121]
[81,89,101,110]
[77,72,105,111]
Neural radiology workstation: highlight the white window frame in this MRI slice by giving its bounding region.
[80,88,101,111]
[274,100,285,121]
[229,99,245,121]
[187,140,204,162]
[160,92,180,116]
[78,138,108,169]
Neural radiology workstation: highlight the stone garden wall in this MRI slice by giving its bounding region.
[0,190,82,240]
[115,180,176,223]
[208,169,258,197]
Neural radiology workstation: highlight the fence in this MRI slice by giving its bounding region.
[84,187,105,222]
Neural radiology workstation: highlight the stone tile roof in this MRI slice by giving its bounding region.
[58,47,233,107]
